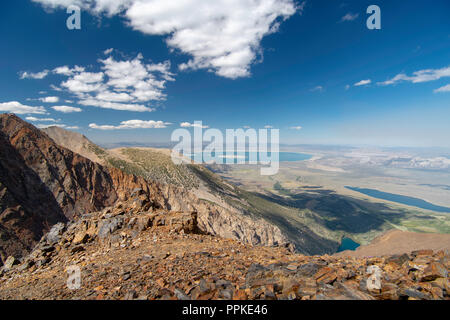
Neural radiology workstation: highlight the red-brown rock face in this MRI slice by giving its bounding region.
[0,114,120,263]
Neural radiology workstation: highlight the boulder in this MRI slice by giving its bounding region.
[420,262,447,282]
[45,223,66,245]
[98,217,124,240]
[3,256,18,271]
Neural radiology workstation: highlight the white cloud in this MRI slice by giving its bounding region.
[354,79,371,87]
[29,52,173,112]
[33,0,298,79]
[345,84,350,90]
[0,101,46,114]
[50,84,63,92]
[61,72,105,93]
[35,123,68,129]
[78,98,154,112]
[290,126,302,130]
[89,119,171,130]
[104,48,114,55]
[39,96,60,103]
[264,125,273,129]
[434,84,450,93]
[99,54,173,102]
[310,85,324,92]
[20,70,49,79]
[180,122,209,129]
[53,65,85,76]
[26,116,58,122]
[52,105,82,113]
[95,91,134,102]
[379,66,450,86]
[341,13,359,22]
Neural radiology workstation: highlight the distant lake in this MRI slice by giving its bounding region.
[346,186,450,213]
[337,237,360,252]
[190,152,312,164]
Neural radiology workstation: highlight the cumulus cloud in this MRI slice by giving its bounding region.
[0,101,46,114]
[180,122,209,129]
[354,79,371,87]
[340,13,359,22]
[32,0,298,79]
[35,123,79,129]
[53,65,85,76]
[89,119,171,130]
[28,51,173,112]
[52,105,82,113]
[61,71,105,93]
[25,116,58,122]
[78,99,154,112]
[378,66,450,86]
[39,96,60,103]
[434,84,450,93]
[20,70,49,79]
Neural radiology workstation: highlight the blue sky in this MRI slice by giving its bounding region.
[1,0,449,147]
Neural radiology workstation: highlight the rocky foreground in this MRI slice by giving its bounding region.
[0,191,448,300]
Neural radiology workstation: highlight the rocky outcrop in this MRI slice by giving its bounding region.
[0,114,118,220]
[0,128,67,263]
[41,126,105,165]
[147,183,291,249]
[107,167,290,248]
[0,114,122,263]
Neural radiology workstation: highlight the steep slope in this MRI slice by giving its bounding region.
[0,130,67,264]
[0,114,118,220]
[42,126,106,164]
[0,114,120,263]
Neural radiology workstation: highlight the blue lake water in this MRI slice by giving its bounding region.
[336,237,360,252]
[190,152,312,164]
[346,186,450,213]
